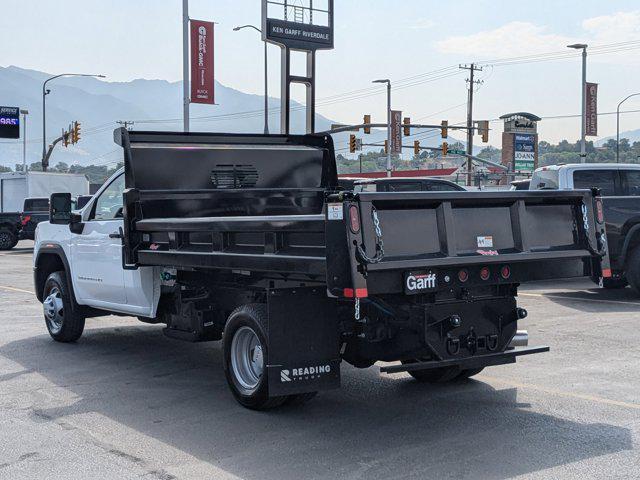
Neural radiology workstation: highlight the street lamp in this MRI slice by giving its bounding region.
[19,109,28,172]
[234,24,269,135]
[42,73,105,171]
[567,43,588,163]
[616,93,640,163]
[373,79,391,177]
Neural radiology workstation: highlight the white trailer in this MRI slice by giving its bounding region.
[0,172,89,213]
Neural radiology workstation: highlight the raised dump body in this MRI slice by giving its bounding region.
[112,129,609,408]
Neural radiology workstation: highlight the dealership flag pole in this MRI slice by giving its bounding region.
[182,0,190,132]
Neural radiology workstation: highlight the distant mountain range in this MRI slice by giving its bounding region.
[595,128,640,147]
[0,65,450,169]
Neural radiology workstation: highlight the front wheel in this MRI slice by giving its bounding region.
[0,228,18,250]
[43,271,85,342]
[223,304,287,410]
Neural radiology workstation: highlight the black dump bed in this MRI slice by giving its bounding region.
[116,129,608,289]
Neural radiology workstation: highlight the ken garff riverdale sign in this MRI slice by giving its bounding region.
[0,106,20,139]
[262,0,334,51]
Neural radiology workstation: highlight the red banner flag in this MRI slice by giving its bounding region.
[190,20,215,104]
[585,82,598,136]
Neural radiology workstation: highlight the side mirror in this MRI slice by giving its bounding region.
[50,193,72,225]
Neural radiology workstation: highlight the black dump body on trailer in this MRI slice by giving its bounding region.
[116,129,609,398]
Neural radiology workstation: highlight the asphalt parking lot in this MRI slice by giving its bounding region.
[1,241,639,480]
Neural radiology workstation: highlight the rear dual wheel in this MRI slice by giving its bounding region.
[223,304,316,410]
[402,359,483,383]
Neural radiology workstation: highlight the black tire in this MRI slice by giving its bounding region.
[284,392,318,406]
[401,360,460,383]
[0,228,18,250]
[627,248,640,295]
[42,271,85,342]
[602,277,628,289]
[456,367,484,380]
[223,304,287,410]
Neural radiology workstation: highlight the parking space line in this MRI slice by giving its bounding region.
[480,375,640,410]
[520,292,640,307]
[0,285,35,295]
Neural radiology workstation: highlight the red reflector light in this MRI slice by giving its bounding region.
[343,287,368,298]
[458,269,469,283]
[349,205,360,234]
[595,199,604,224]
[480,267,491,281]
[20,215,31,226]
[602,268,612,278]
[500,265,511,279]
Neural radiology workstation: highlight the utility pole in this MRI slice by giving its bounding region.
[460,63,483,186]
[182,0,190,132]
[20,109,28,172]
[373,79,392,177]
[567,44,588,163]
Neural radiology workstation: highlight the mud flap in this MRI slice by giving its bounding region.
[266,287,341,396]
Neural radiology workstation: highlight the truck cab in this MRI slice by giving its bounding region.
[530,163,640,290]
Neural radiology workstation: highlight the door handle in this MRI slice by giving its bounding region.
[109,229,123,239]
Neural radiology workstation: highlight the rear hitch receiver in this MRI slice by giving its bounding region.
[517,307,528,319]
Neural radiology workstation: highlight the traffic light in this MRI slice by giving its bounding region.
[363,114,371,134]
[414,140,420,155]
[63,127,70,147]
[441,120,448,139]
[403,117,411,136]
[72,121,81,144]
[442,141,448,157]
[384,140,388,154]
[477,120,489,143]
[349,134,357,153]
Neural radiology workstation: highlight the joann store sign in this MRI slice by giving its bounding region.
[0,106,20,139]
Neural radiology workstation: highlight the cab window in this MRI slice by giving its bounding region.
[621,170,640,196]
[573,170,618,196]
[91,174,125,221]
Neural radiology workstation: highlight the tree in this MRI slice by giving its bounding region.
[0,165,11,173]
[52,162,70,173]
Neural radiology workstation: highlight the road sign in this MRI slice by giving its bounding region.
[0,106,19,139]
[390,110,402,154]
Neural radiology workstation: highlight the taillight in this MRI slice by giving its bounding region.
[480,267,491,281]
[500,265,511,279]
[20,215,31,226]
[595,199,604,224]
[349,205,360,234]
[458,269,469,283]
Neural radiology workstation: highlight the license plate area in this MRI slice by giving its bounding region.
[404,270,437,295]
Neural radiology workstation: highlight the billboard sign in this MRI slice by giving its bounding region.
[585,82,598,136]
[514,133,535,172]
[190,20,215,104]
[0,106,19,139]
[262,0,334,51]
[390,110,402,154]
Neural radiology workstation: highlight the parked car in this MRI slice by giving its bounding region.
[337,176,465,192]
[0,212,21,250]
[510,179,530,191]
[19,197,50,241]
[530,163,640,290]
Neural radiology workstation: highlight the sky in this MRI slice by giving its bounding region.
[3,0,640,146]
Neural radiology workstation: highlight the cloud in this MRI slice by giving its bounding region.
[408,18,436,30]
[435,21,572,59]
[435,11,640,61]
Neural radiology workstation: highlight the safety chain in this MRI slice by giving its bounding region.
[356,207,385,264]
[354,297,360,320]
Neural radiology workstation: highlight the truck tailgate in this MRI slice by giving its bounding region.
[328,190,607,296]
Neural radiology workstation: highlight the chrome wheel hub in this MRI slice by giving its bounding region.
[230,326,264,394]
[43,287,64,334]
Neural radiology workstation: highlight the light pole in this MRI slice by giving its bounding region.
[567,43,588,163]
[42,73,105,171]
[20,109,28,172]
[234,24,269,134]
[373,79,391,177]
[616,93,640,163]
